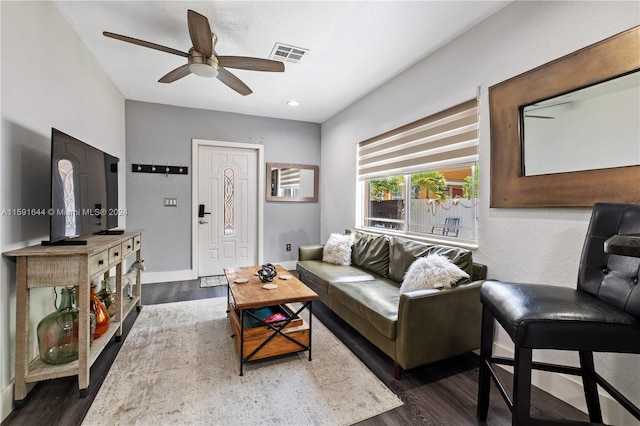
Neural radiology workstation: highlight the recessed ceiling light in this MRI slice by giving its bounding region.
[287,100,300,107]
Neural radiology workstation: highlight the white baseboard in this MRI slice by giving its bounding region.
[493,343,639,425]
[140,269,196,284]
[278,261,297,271]
[141,263,298,285]
[1,383,13,423]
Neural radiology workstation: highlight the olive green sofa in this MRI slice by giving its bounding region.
[296,229,487,379]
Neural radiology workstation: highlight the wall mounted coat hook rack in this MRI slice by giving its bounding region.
[132,164,188,175]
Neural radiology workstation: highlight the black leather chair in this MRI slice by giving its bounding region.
[477,202,640,425]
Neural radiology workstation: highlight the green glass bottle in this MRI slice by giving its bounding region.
[36,287,79,365]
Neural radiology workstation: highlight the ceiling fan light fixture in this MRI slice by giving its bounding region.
[189,62,218,78]
[188,51,218,78]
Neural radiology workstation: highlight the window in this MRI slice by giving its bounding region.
[357,98,479,243]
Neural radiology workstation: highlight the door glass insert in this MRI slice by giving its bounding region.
[223,168,234,236]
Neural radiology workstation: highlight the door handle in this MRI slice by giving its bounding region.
[198,218,208,225]
[198,204,211,218]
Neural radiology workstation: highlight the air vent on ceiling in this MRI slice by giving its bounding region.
[269,43,309,64]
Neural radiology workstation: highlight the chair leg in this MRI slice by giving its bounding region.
[513,346,532,426]
[477,305,495,421]
[579,351,603,423]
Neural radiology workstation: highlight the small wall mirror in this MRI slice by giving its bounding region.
[266,163,319,202]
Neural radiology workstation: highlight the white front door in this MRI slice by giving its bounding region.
[197,144,259,276]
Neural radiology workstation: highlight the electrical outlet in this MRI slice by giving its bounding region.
[286,243,292,252]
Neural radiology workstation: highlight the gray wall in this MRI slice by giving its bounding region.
[125,101,321,279]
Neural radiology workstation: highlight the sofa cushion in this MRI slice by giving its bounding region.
[388,236,473,283]
[350,231,390,277]
[400,254,470,293]
[296,260,376,294]
[328,279,400,340]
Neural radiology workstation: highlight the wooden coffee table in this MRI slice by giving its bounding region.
[224,264,318,375]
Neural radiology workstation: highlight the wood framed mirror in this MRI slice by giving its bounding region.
[489,26,640,207]
[266,163,319,202]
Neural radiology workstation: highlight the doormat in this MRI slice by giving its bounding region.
[199,275,227,288]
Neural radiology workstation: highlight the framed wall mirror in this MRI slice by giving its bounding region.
[266,163,319,202]
[490,26,640,207]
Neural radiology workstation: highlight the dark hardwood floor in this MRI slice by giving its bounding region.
[2,279,588,426]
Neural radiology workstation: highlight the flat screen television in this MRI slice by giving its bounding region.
[44,128,120,245]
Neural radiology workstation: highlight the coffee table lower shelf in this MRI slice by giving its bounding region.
[228,303,312,375]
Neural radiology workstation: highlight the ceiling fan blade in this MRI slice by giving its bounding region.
[217,67,253,96]
[217,56,285,72]
[103,32,189,58]
[187,10,213,57]
[158,64,191,83]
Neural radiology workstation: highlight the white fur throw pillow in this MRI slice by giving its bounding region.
[400,254,470,293]
[322,233,355,266]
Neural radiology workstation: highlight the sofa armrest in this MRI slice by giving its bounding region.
[395,280,485,370]
[298,245,325,261]
[472,263,488,281]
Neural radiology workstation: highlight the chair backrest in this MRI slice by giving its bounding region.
[444,217,460,237]
[578,203,640,319]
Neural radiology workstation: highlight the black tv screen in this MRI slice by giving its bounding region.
[48,128,119,243]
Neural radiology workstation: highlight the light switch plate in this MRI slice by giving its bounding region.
[164,198,178,207]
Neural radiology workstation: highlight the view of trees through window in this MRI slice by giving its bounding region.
[362,165,478,241]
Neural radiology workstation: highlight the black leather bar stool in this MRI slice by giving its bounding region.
[477,202,640,425]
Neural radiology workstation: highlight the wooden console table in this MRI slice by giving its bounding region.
[3,230,143,406]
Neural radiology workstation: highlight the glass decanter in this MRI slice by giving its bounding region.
[36,287,79,365]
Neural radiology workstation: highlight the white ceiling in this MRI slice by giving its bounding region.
[54,1,510,123]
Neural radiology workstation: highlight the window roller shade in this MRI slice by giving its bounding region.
[278,168,300,188]
[358,99,478,180]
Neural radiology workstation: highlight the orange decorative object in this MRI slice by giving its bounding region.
[90,284,110,339]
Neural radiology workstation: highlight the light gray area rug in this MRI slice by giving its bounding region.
[82,298,403,425]
[199,275,227,287]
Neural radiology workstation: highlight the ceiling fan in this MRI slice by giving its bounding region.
[103,9,284,96]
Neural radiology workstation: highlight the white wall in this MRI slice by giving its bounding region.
[0,1,125,421]
[321,1,640,424]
